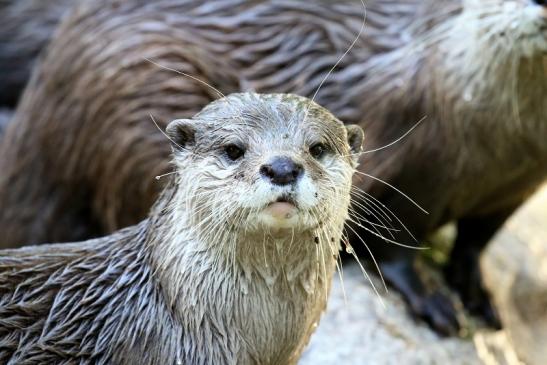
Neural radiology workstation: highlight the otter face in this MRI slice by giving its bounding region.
[461,0,547,55]
[166,93,363,235]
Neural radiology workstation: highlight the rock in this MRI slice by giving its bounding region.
[474,331,524,365]
[482,185,547,365]
[299,263,480,365]
[300,185,547,364]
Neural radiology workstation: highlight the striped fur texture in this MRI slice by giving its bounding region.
[0,0,544,246]
[0,92,361,364]
[0,0,545,333]
[0,0,74,106]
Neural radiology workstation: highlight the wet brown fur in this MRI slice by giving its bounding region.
[1,0,545,247]
[0,93,361,364]
[0,0,546,333]
[0,0,74,107]
[0,0,441,245]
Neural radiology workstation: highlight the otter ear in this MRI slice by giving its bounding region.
[166,119,196,150]
[345,124,364,155]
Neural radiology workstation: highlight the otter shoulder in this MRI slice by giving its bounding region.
[0,223,158,363]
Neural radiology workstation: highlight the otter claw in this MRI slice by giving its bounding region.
[380,260,461,336]
[412,291,460,336]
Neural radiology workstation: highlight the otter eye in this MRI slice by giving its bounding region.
[224,144,245,161]
[309,143,327,159]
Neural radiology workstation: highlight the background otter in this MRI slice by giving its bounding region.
[0,92,363,364]
[0,0,545,334]
[0,109,11,136]
[0,0,74,107]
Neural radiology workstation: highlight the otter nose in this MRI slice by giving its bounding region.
[532,0,547,6]
[260,157,303,186]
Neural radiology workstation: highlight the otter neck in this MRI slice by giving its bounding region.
[146,181,338,364]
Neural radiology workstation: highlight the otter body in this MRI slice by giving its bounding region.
[0,109,12,136]
[1,0,545,333]
[0,93,362,364]
[0,0,74,107]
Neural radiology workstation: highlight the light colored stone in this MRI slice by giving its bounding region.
[482,185,547,365]
[300,185,547,364]
[300,263,481,365]
[474,331,524,365]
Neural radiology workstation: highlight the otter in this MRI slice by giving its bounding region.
[1,0,545,334]
[0,0,74,107]
[0,108,11,136]
[0,92,363,364]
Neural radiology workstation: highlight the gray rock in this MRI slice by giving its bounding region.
[300,183,547,365]
[474,331,524,365]
[482,185,547,365]
[300,263,480,365]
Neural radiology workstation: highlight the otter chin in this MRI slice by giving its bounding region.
[262,200,298,225]
[0,93,364,365]
[256,189,317,231]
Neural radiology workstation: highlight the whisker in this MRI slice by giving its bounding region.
[349,210,398,233]
[149,114,184,150]
[354,171,429,214]
[155,171,177,180]
[143,57,225,99]
[348,208,391,245]
[344,224,388,294]
[360,116,427,155]
[349,195,397,235]
[310,0,367,103]
[336,254,348,307]
[345,240,385,308]
[353,187,419,242]
[348,217,428,250]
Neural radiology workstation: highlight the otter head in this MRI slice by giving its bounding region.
[394,0,547,141]
[165,93,363,241]
[460,0,547,55]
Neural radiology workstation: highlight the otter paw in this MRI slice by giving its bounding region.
[445,262,501,329]
[381,260,461,335]
[408,290,461,336]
